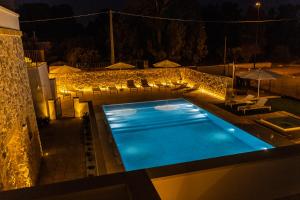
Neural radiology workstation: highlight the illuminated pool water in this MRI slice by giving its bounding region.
[103,99,273,171]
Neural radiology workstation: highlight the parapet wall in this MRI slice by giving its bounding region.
[50,68,231,99]
[181,68,231,99]
[0,28,42,190]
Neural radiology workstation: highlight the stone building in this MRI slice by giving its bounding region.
[0,6,42,190]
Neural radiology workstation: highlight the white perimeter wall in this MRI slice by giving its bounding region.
[28,63,52,118]
[152,155,300,200]
[0,6,19,30]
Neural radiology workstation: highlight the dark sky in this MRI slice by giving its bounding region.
[16,0,124,14]
[16,0,300,14]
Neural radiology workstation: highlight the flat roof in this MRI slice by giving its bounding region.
[0,5,20,30]
[0,5,19,17]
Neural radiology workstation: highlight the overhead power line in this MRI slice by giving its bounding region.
[20,10,299,24]
[20,11,107,23]
[114,11,299,24]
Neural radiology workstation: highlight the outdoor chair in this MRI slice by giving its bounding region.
[237,98,271,115]
[225,94,255,108]
[127,80,138,92]
[183,83,200,94]
[75,86,84,97]
[92,87,102,96]
[61,86,72,99]
[171,83,189,93]
[155,81,164,90]
[155,81,171,90]
[108,85,118,94]
[172,81,186,88]
[62,90,72,99]
[141,79,152,91]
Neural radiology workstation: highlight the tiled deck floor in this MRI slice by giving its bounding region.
[38,118,86,185]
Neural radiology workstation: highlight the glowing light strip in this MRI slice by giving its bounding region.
[200,89,225,100]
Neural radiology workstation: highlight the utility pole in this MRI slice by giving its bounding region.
[223,36,227,75]
[109,10,115,64]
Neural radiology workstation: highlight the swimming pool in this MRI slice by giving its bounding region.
[103,99,273,171]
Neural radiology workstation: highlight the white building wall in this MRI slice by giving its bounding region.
[0,6,19,30]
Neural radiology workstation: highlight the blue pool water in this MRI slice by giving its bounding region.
[103,99,273,171]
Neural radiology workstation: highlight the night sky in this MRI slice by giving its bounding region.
[16,0,300,14]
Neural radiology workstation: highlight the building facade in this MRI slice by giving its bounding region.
[0,6,42,190]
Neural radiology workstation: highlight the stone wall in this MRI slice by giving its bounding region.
[0,28,42,190]
[50,68,181,90]
[50,68,231,99]
[181,68,232,99]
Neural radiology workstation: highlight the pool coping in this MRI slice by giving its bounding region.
[147,143,300,179]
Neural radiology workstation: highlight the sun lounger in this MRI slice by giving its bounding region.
[127,80,138,92]
[75,89,84,97]
[75,86,84,97]
[171,83,189,93]
[141,79,152,91]
[62,90,71,99]
[155,82,164,90]
[183,83,200,93]
[92,87,102,96]
[155,81,171,90]
[237,98,271,115]
[108,85,118,94]
[172,81,187,88]
[225,94,255,108]
[61,86,72,99]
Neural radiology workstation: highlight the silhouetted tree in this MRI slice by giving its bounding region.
[115,0,207,64]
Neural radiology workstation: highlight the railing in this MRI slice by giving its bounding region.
[24,50,45,63]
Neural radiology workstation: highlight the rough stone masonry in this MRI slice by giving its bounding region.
[0,28,42,190]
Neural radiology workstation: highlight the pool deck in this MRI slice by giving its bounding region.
[38,118,86,185]
[57,88,295,175]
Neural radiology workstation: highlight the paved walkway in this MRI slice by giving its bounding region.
[38,118,86,185]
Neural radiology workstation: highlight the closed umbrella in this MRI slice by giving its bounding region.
[106,62,136,70]
[238,69,281,97]
[153,60,181,68]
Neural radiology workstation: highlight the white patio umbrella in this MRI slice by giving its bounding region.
[105,62,136,70]
[153,59,181,68]
[50,65,81,74]
[238,69,282,97]
[106,62,135,89]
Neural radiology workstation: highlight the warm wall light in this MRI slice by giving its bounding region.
[51,68,231,100]
[74,98,89,118]
[255,2,261,8]
[48,100,56,120]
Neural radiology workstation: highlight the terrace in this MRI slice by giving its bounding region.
[2,2,300,200]
[4,63,300,199]
[37,66,299,195]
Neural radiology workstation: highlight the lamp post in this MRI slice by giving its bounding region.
[254,1,261,69]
